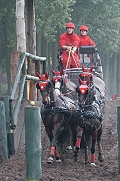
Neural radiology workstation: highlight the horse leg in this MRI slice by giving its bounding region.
[43,125,56,164]
[66,126,72,152]
[70,122,77,147]
[48,144,62,163]
[56,128,66,161]
[47,116,64,164]
[54,147,62,162]
[47,133,58,164]
[97,127,104,162]
[83,133,90,164]
[57,124,72,151]
[90,137,97,166]
[74,127,83,162]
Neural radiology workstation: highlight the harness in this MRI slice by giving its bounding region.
[73,105,102,133]
[41,106,72,115]
[76,85,103,127]
[41,106,73,128]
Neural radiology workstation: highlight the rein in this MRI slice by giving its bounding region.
[41,106,73,115]
[65,49,71,69]
[64,49,80,74]
[78,84,102,120]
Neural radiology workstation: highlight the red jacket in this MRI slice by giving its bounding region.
[59,32,80,69]
[78,35,96,47]
[60,32,79,49]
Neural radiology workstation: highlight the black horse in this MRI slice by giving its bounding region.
[36,72,76,163]
[51,69,87,150]
[73,65,105,165]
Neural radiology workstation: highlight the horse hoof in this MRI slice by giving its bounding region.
[56,157,62,163]
[66,146,73,154]
[59,151,65,161]
[85,160,90,164]
[90,162,96,166]
[98,155,104,162]
[47,157,54,164]
[74,157,78,162]
[66,146,72,150]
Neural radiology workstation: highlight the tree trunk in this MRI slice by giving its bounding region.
[117,54,120,97]
[16,0,26,52]
[48,43,51,77]
[110,53,117,97]
[36,33,42,73]
[25,0,36,101]
[41,36,48,73]
[52,34,59,71]
[102,53,110,99]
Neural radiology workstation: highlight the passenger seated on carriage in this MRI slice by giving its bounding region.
[79,25,96,61]
[78,25,97,47]
[78,25,101,64]
[59,22,80,69]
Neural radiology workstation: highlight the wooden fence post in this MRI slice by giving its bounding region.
[0,96,15,156]
[117,106,120,174]
[10,51,21,100]
[24,105,42,180]
[1,96,10,134]
[0,101,8,163]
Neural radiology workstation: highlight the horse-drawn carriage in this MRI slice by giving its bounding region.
[58,46,103,81]
[36,46,106,165]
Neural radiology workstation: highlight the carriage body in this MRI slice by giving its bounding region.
[79,46,103,78]
[58,46,103,86]
[58,46,104,104]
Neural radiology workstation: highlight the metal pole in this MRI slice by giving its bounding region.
[24,106,42,180]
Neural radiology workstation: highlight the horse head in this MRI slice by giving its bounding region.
[52,69,77,96]
[51,69,71,97]
[82,64,94,74]
[76,72,95,106]
[51,69,64,83]
[51,69,64,95]
[36,72,52,106]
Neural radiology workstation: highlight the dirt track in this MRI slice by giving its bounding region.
[0,100,120,181]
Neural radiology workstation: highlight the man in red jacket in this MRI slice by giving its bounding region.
[59,22,80,69]
[78,25,97,47]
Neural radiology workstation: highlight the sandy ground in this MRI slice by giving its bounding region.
[0,100,120,181]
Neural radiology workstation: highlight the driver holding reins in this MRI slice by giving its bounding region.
[59,22,80,69]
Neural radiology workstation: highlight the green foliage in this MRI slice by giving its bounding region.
[0,0,120,67]
[34,0,120,53]
[0,0,16,47]
[0,0,16,67]
[35,0,76,41]
[71,0,120,54]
